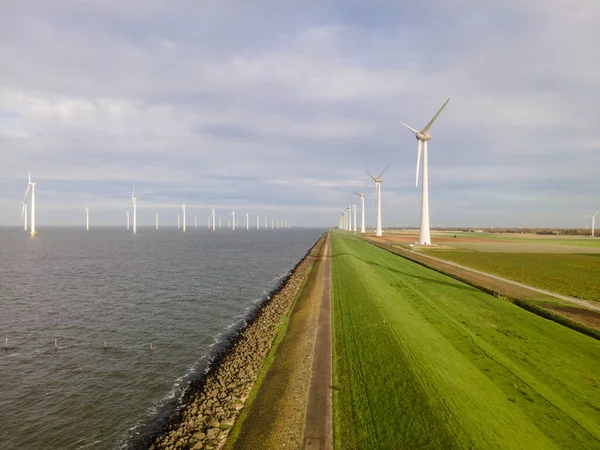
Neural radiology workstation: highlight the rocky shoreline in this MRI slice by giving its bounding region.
[149,233,326,450]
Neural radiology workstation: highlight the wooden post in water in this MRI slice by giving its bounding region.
[54,338,58,351]
[104,341,108,351]
[149,343,153,352]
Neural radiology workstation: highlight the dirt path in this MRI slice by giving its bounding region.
[367,237,600,313]
[302,234,333,450]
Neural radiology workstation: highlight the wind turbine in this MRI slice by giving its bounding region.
[354,187,366,234]
[590,212,600,237]
[182,202,186,232]
[131,188,137,234]
[85,205,90,231]
[28,171,37,236]
[126,211,130,230]
[401,97,451,245]
[366,164,390,237]
[177,214,180,230]
[219,217,222,229]
[257,215,260,230]
[231,209,236,231]
[20,176,31,232]
[194,216,197,229]
[211,207,216,231]
[265,216,268,230]
[156,213,159,230]
[352,200,357,232]
[246,213,249,230]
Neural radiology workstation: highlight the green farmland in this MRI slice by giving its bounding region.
[421,250,600,301]
[331,232,600,449]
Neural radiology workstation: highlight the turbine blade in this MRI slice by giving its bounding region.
[378,163,391,178]
[365,170,377,182]
[400,122,419,135]
[415,140,422,187]
[422,97,451,133]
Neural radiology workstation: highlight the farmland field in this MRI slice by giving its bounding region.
[419,250,600,301]
[331,232,600,449]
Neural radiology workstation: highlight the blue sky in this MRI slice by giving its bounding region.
[1,0,599,228]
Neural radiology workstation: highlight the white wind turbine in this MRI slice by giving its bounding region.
[130,188,137,234]
[256,215,260,230]
[28,171,37,236]
[182,202,186,232]
[401,97,451,245]
[20,174,31,232]
[219,217,222,229]
[246,213,249,230]
[156,213,159,230]
[85,205,90,231]
[354,186,366,234]
[177,214,180,230]
[366,164,390,237]
[231,209,236,231]
[590,212,600,237]
[211,207,216,231]
[352,200,357,232]
[126,211,130,230]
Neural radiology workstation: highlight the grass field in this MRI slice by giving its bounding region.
[420,251,600,301]
[331,232,600,449]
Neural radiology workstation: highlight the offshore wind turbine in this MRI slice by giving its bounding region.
[85,205,90,231]
[401,97,451,245]
[27,171,37,236]
[21,175,31,232]
[366,164,390,237]
[257,215,260,230]
[182,202,187,232]
[219,217,222,229]
[211,207,216,231]
[354,188,366,234]
[195,216,197,229]
[131,188,137,234]
[156,213,159,230]
[231,209,236,230]
[245,213,249,230]
[177,214,180,230]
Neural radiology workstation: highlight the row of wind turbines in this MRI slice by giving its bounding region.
[340,97,599,241]
[20,182,291,235]
[339,98,451,245]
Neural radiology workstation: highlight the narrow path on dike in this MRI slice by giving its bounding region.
[302,234,333,450]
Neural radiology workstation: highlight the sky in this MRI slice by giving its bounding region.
[1,0,599,228]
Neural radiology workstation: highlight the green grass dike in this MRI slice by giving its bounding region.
[331,232,600,449]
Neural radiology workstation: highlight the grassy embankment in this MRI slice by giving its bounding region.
[332,232,600,449]
[420,250,600,301]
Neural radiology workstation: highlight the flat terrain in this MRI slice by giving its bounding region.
[419,250,600,302]
[331,232,600,449]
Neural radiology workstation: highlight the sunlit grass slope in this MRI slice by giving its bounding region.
[421,251,600,301]
[331,232,600,449]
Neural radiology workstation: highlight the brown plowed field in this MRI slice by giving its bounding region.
[546,306,600,330]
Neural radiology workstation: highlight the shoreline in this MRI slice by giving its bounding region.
[145,233,327,449]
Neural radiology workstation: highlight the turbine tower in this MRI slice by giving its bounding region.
[354,189,366,234]
[591,212,599,237]
[246,213,249,230]
[211,207,216,231]
[177,214,180,230]
[257,215,260,230]
[156,213,159,230]
[182,202,186,232]
[131,188,137,234]
[401,97,451,245]
[29,171,37,237]
[366,164,390,237]
[85,205,90,231]
[231,209,236,231]
[352,200,357,232]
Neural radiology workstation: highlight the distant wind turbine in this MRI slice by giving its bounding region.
[131,188,137,234]
[20,175,31,232]
[177,214,180,230]
[28,171,37,236]
[231,209,236,231]
[590,212,600,237]
[156,213,159,230]
[401,97,451,245]
[366,164,390,237]
[257,215,260,230]
[182,202,187,232]
[354,188,366,234]
[211,207,216,231]
[85,205,90,231]
[246,213,249,230]
[194,216,197,229]
[352,200,357,232]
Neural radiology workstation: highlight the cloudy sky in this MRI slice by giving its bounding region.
[1,0,599,228]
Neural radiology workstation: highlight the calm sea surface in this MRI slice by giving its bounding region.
[0,227,323,449]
